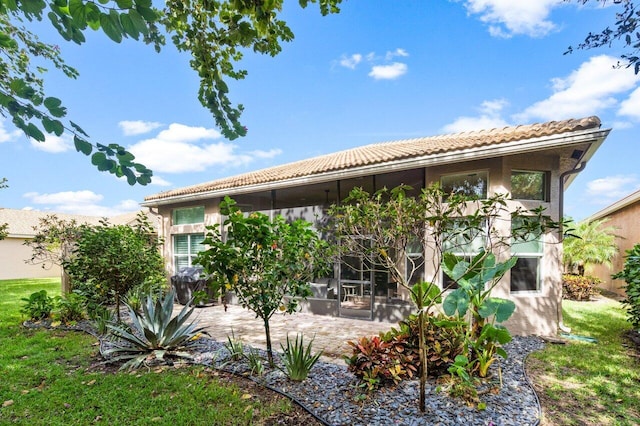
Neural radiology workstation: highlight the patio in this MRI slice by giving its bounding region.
[187,303,397,364]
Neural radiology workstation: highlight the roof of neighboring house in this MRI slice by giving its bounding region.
[587,188,640,222]
[144,116,608,205]
[0,208,157,238]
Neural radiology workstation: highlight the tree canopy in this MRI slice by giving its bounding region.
[0,0,342,183]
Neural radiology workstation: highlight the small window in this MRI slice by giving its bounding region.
[173,206,204,225]
[511,171,548,201]
[174,233,205,271]
[441,171,487,200]
[510,217,543,292]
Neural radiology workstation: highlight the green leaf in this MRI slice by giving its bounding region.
[69,0,87,27]
[442,288,468,317]
[119,13,139,39]
[70,121,89,137]
[91,152,107,165]
[101,11,123,43]
[74,135,92,155]
[127,10,148,35]
[26,123,45,142]
[42,117,64,136]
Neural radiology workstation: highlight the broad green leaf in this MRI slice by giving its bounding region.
[26,123,45,142]
[442,288,468,317]
[74,135,92,155]
[101,11,123,43]
[127,10,148,35]
[69,0,86,27]
[119,13,139,39]
[91,152,107,165]
[42,117,64,136]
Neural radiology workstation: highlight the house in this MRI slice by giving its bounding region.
[585,189,640,296]
[142,116,610,336]
[0,208,157,281]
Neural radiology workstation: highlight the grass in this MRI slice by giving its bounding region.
[0,278,298,425]
[529,296,640,426]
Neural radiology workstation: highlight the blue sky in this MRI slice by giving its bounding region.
[1,0,639,221]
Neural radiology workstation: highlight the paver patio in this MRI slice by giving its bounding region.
[188,303,397,364]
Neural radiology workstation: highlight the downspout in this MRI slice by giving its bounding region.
[557,161,587,333]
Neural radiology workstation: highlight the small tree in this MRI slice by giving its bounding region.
[196,197,330,367]
[329,184,555,412]
[563,217,619,276]
[63,213,166,320]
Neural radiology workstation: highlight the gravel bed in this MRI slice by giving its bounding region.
[191,336,544,426]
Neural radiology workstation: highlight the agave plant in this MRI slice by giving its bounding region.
[103,289,208,370]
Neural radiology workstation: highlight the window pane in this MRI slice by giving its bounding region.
[190,234,205,254]
[441,172,487,199]
[174,235,189,255]
[510,257,539,292]
[173,206,205,225]
[511,171,546,201]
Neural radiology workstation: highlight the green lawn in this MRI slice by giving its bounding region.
[0,278,296,425]
[529,297,640,426]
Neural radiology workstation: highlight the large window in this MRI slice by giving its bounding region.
[510,218,543,292]
[511,170,548,201]
[441,171,488,200]
[174,233,205,271]
[173,206,204,225]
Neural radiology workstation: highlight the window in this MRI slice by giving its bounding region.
[174,233,205,271]
[173,206,204,225]
[441,171,487,200]
[510,218,543,292]
[511,171,548,201]
[441,219,486,290]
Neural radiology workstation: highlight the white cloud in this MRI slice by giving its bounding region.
[385,48,409,60]
[23,190,140,216]
[461,0,560,38]
[30,134,72,153]
[128,123,281,174]
[442,98,510,133]
[618,87,640,120]
[369,62,408,80]
[150,175,172,186]
[515,55,640,122]
[0,118,21,143]
[339,54,363,69]
[585,175,640,203]
[119,120,163,136]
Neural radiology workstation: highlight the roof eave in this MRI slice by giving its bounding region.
[141,127,611,208]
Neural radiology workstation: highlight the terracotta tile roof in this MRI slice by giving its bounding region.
[145,116,602,202]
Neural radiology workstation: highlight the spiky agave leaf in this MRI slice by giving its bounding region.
[102,289,208,369]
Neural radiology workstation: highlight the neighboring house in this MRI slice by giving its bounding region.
[0,208,156,281]
[586,189,640,296]
[142,116,610,336]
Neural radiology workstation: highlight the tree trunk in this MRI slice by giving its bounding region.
[264,318,274,367]
[418,309,427,412]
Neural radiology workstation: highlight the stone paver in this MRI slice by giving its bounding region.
[187,303,397,364]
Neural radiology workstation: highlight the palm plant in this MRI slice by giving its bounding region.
[103,289,208,370]
[563,218,619,276]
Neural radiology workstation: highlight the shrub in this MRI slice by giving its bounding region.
[279,333,322,381]
[55,292,86,323]
[345,313,467,389]
[20,290,55,321]
[562,274,601,301]
[613,244,640,329]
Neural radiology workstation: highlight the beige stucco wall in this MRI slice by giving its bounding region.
[590,200,640,296]
[0,237,61,280]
